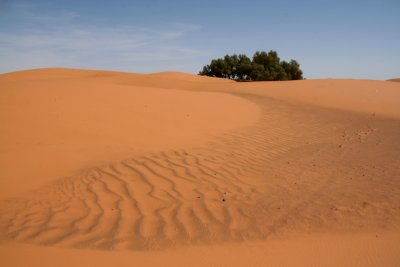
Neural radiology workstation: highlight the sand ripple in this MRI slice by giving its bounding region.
[1,95,399,250]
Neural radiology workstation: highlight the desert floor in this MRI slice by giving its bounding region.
[1,69,399,266]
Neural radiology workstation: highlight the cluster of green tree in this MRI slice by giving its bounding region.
[199,50,303,81]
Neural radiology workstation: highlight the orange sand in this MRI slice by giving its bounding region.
[1,68,400,266]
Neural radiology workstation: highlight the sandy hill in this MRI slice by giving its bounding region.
[1,68,400,267]
[387,78,400,82]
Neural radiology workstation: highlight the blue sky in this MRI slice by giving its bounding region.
[0,0,399,79]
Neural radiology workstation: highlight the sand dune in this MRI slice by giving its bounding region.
[1,69,400,266]
[387,78,400,82]
[0,69,258,198]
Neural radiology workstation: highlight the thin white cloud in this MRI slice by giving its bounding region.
[0,4,204,73]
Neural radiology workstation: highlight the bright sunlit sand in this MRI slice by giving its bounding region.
[1,68,400,266]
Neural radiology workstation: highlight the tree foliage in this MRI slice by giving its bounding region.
[199,50,303,81]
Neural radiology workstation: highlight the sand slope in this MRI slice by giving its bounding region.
[1,69,400,266]
[0,69,258,198]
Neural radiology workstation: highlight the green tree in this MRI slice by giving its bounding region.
[210,58,227,78]
[281,60,303,80]
[199,65,211,76]
[222,55,235,79]
[236,54,252,80]
[199,50,303,81]
[252,50,287,81]
[249,63,263,81]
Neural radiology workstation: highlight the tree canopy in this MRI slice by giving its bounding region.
[199,50,303,81]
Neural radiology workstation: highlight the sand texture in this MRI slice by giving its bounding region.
[1,68,400,266]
